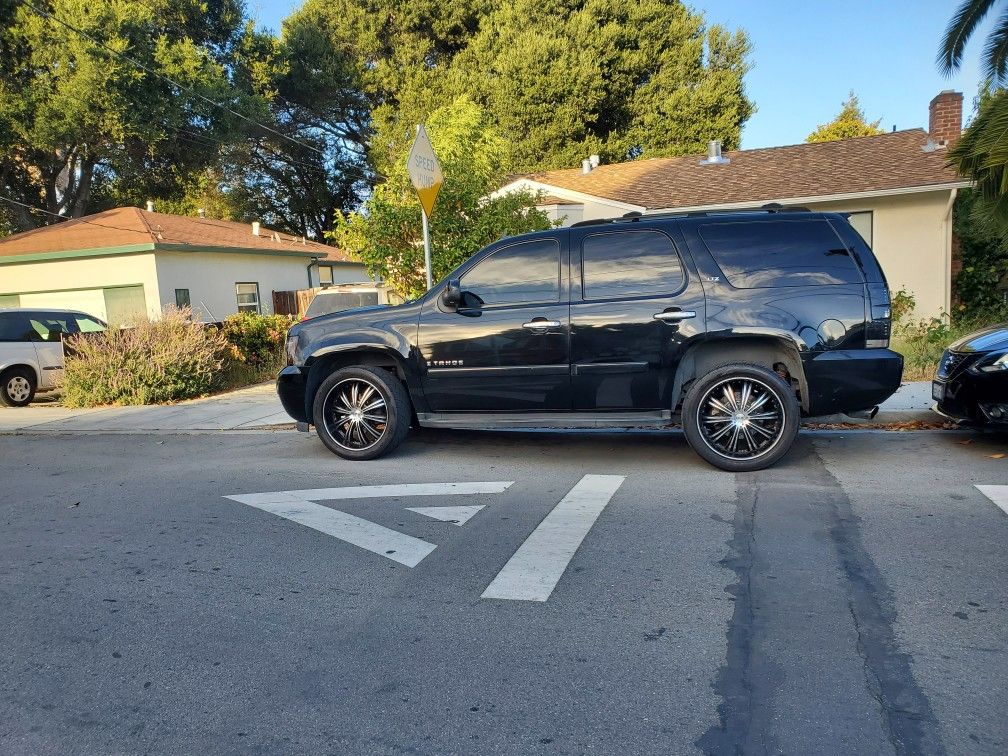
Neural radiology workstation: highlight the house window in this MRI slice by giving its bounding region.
[846,211,873,247]
[319,265,333,287]
[175,288,191,308]
[236,282,261,314]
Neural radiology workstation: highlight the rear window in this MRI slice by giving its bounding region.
[698,219,863,288]
[305,291,379,318]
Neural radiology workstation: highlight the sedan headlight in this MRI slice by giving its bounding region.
[285,332,300,366]
[978,352,1008,372]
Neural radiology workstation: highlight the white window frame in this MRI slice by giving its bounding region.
[236,282,261,314]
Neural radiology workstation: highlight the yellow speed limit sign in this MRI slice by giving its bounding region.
[407,125,443,218]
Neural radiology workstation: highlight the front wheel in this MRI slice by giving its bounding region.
[0,367,37,407]
[682,363,800,472]
[312,366,411,460]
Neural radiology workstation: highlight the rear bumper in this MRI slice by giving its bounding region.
[802,348,904,416]
[277,365,309,423]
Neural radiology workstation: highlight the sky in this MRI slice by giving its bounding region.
[250,0,990,149]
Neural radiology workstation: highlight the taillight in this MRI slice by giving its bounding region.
[865,283,891,349]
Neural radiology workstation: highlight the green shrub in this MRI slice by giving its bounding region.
[893,307,1008,381]
[217,311,295,388]
[63,307,227,407]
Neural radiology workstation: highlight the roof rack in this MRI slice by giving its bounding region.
[570,203,812,227]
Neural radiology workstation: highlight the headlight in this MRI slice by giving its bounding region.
[285,332,299,365]
[978,352,1008,372]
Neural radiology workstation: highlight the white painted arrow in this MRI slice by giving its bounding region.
[407,505,485,525]
[224,482,513,567]
[976,484,1008,516]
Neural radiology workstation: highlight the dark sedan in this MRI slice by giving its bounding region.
[933,324,1008,425]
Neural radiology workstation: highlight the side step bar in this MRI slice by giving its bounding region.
[416,411,672,429]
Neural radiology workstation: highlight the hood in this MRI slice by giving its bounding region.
[949,323,1008,354]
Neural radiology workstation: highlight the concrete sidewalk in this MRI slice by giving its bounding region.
[0,380,938,434]
[0,382,289,433]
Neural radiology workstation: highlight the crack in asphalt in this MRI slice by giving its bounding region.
[698,447,946,756]
[696,474,771,756]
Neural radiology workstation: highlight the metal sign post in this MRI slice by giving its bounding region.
[407,125,443,290]
[421,207,432,290]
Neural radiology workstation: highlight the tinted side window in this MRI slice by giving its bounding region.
[582,230,683,300]
[698,220,863,288]
[0,312,30,342]
[460,239,560,306]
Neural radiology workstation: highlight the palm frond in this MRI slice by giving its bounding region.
[938,0,999,75]
[982,9,1008,82]
[949,89,1008,229]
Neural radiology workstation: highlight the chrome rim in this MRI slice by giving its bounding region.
[696,377,785,461]
[322,378,388,452]
[6,376,31,403]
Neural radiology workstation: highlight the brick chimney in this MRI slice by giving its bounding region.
[928,90,963,147]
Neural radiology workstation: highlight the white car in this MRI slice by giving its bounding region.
[0,308,106,407]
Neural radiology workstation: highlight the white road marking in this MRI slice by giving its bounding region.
[226,482,512,507]
[407,505,485,525]
[976,485,1008,517]
[236,498,436,567]
[224,481,513,567]
[481,474,625,602]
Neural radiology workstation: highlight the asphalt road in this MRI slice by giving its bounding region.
[0,427,1006,756]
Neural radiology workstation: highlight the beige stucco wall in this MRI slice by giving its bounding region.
[803,191,954,318]
[155,250,324,320]
[0,252,161,320]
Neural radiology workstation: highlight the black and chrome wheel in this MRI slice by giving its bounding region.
[312,366,411,460]
[0,367,36,408]
[682,363,799,471]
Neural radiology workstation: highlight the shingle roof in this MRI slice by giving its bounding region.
[0,206,355,261]
[518,129,965,210]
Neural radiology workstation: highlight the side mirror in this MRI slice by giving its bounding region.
[441,279,461,309]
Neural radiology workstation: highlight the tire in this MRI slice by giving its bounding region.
[0,367,37,408]
[682,363,799,472]
[312,366,411,460]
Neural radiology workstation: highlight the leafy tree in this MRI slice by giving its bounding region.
[0,0,262,232]
[331,97,552,299]
[297,0,753,172]
[952,188,1008,316]
[806,91,883,143]
[214,2,373,240]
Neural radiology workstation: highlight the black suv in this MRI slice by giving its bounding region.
[278,208,902,471]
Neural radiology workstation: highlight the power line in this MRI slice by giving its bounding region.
[20,0,326,157]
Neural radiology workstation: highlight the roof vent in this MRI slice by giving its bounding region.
[252,221,261,236]
[581,159,592,174]
[699,140,730,165]
[145,200,155,212]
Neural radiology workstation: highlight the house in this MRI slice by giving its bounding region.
[498,90,969,318]
[0,206,369,324]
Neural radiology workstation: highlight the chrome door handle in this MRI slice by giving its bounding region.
[522,320,561,329]
[653,310,696,322]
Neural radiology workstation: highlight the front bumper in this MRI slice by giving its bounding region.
[802,348,904,416]
[277,365,309,423]
[933,360,1008,425]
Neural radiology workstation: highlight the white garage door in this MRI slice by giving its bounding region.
[17,285,146,326]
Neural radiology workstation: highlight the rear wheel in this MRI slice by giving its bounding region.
[682,363,799,472]
[0,367,36,408]
[312,366,411,460]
